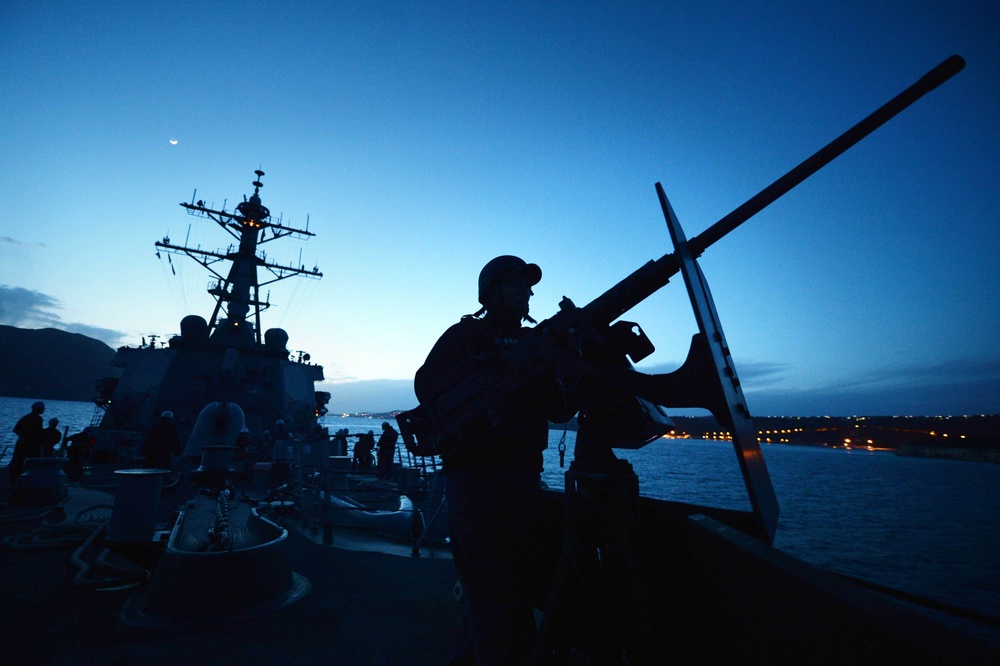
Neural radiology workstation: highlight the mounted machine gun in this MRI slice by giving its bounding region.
[398,55,965,545]
[398,57,965,664]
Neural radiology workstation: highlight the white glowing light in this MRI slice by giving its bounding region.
[169,139,178,145]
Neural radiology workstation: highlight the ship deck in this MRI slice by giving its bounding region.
[0,484,461,665]
[5,471,1000,665]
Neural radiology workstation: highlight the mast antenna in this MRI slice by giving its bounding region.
[161,168,323,343]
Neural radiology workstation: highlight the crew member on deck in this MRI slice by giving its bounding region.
[376,421,399,481]
[235,427,252,452]
[41,418,62,457]
[333,428,349,457]
[271,419,290,441]
[353,431,376,472]
[141,411,182,470]
[9,401,45,486]
[415,255,578,664]
[63,427,94,483]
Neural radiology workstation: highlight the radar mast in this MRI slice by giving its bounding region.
[155,170,322,346]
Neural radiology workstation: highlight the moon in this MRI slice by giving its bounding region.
[169,139,178,145]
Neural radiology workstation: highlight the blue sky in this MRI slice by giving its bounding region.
[1,2,997,416]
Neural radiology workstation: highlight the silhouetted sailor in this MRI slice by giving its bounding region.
[63,427,94,483]
[141,411,182,470]
[271,419,290,441]
[261,430,274,458]
[415,255,578,664]
[9,401,45,485]
[376,421,399,481]
[235,427,252,451]
[333,428,349,457]
[41,418,62,457]
[353,431,376,472]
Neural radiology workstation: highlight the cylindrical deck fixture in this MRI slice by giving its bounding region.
[108,468,170,542]
[13,457,69,506]
[196,445,236,487]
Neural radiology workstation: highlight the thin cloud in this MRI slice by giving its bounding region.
[825,358,1000,393]
[636,358,789,387]
[625,354,999,416]
[724,360,788,386]
[748,358,1000,416]
[320,365,359,383]
[0,236,45,247]
[0,285,62,327]
[0,285,125,347]
[321,379,416,413]
[61,322,128,347]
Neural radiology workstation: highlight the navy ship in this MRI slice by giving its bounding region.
[90,171,331,460]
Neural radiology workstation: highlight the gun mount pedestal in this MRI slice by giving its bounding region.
[531,437,654,665]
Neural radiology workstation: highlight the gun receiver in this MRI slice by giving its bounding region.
[398,55,965,457]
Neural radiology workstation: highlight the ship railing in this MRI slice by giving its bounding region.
[400,447,440,474]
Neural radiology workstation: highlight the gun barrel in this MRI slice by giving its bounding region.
[587,55,965,327]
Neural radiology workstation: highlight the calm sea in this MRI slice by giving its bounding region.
[3,398,998,622]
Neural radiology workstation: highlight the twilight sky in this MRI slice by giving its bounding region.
[1,1,997,416]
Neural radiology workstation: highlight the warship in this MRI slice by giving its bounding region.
[2,55,999,664]
[88,170,331,462]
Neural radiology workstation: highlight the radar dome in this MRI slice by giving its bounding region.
[264,328,289,350]
[180,315,209,340]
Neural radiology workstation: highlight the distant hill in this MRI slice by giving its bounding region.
[0,325,118,402]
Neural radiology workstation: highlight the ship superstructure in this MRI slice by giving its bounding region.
[92,171,330,457]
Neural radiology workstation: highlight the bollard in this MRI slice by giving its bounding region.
[108,468,170,542]
[13,457,69,506]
